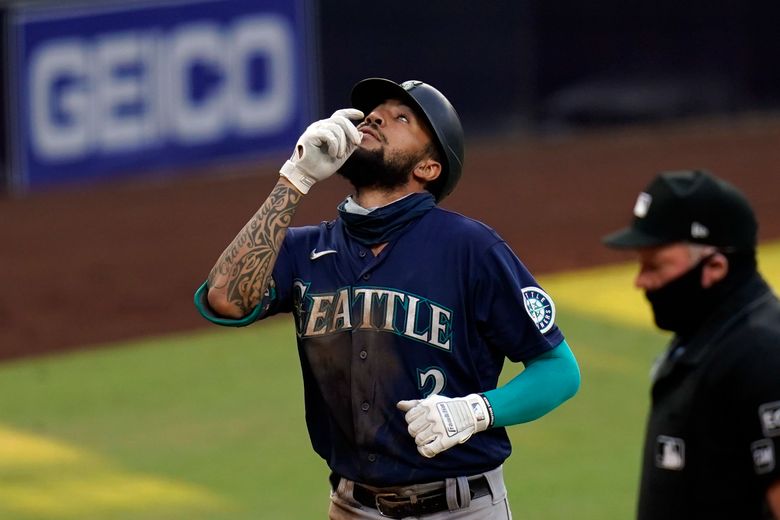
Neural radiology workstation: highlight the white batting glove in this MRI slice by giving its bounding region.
[397,394,493,458]
[279,108,364,194]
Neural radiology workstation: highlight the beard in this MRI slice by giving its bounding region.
[337,146,424,192]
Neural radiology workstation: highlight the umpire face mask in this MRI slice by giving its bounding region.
[645,255,719,337]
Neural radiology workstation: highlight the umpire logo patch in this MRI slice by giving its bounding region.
[751,439,775,474]
[522,287,556,333]
[759,401,780,437]
[655,435,685,470]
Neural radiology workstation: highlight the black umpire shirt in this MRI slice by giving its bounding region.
[638,272,780,519]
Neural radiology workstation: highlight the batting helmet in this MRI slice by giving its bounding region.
[350,78,464,202]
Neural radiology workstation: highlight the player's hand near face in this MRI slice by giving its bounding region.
[397,394,492,458]
[280,108,364,194]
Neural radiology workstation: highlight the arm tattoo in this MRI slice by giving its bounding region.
[208,182,302,314]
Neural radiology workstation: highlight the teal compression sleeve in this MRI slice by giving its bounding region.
[483,340,580,428]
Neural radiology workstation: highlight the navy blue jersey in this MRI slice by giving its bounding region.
[201,206,563,486]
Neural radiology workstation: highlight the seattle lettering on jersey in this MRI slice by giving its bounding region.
[292,280,453,350]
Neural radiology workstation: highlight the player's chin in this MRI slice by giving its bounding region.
[348,146,382,164]
[357,139,382,152]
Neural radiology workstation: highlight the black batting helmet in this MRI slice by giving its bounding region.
[350,78,464,202]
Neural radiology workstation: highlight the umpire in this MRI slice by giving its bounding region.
[603,170,780,519]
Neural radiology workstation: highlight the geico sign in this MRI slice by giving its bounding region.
[29,15,294,161]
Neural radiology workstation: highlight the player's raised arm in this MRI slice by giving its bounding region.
[205,178,301,319]
[205,109,364,318]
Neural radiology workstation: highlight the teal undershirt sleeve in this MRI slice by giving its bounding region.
[483,339,580,428]
[193,281,272,327]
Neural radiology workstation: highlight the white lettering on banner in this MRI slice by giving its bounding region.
[28,15,295,162]
[30,40,91,158]
[229,16,292,135]
[168,23,228,144]
[95,32,159,151]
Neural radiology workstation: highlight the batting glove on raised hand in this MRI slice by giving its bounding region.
[279,108,364,194]
[397,393,493,458]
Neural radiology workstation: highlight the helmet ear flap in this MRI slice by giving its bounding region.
[351,78,464,202]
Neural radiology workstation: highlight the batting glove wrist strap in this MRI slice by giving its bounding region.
[279,108,364,194]
[279,160,316,194]
[397,393,490,458]
[478,393,495,429]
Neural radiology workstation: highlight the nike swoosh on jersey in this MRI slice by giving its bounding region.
[310,249,338,260]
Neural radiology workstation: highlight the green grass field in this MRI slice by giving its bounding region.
[2,243,778,519]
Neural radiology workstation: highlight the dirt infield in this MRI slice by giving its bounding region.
[2,116,779,361]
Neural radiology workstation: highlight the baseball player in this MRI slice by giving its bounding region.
[195,78,580,518]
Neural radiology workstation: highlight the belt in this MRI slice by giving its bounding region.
[350,476,491,519]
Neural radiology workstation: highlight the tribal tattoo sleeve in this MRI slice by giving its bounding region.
[208,181,302,315]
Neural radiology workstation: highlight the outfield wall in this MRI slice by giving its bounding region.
[2,0,779,194]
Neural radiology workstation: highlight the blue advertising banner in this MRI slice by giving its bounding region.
[7,0,316,191]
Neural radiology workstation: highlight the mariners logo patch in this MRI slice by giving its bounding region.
[759,401,780,437]
[522,287,556,334]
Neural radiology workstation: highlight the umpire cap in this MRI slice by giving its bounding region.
[603,170,757,251]
[351,78,464,202]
